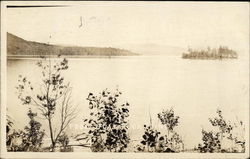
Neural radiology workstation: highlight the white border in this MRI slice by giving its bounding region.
[1,1,249,159]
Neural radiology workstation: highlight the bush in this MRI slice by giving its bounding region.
[7,109,45,152]
[7,130,25,151]
[137,108,183,153]
[157,108,183,152]
[83,89,130,152]
[138,125,161,152]
[198,109,245,153]
[137,125,183,153]
[58,133,73,152]
[198,130,221,153]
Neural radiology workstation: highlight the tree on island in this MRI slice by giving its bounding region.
[182,46,238,59]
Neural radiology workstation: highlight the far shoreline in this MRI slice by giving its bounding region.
[7,54,141,60]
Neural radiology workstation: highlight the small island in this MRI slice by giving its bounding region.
[182,46,238,60]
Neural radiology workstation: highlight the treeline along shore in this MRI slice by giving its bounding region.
[7,33,139,58]
[182,46,238,60]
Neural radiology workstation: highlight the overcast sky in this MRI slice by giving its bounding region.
[5,2,249,52]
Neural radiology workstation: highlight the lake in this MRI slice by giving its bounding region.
[7,55,249,149]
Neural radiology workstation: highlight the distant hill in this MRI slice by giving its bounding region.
[116,43,185,56]
[7,33,138,57]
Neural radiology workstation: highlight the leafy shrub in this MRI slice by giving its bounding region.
[138,125,161,152]
[157,108,183,152]
[58,133,73,152]
[7,109,45,152]
[209,109,233,135]
[7,130,24,151]
[137,108,183,153]
[22,109,45,151]
[137,125,182,153]
[6,115,14,150]
[198,130,221,153]
[83,89,130,152]
[158,108,179,132]
[198,109,245,153]
[6,115,13,134]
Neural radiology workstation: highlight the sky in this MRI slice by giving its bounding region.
[4,2,249,53]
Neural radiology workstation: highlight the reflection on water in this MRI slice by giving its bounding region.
[7,56,249,149]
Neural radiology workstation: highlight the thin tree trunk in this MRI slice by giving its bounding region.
[46,68,55,151]
[48,117,55,151]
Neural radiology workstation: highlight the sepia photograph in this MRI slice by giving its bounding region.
[0,1,249,159]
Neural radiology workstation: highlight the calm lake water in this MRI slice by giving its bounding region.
[7,55,249,149]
